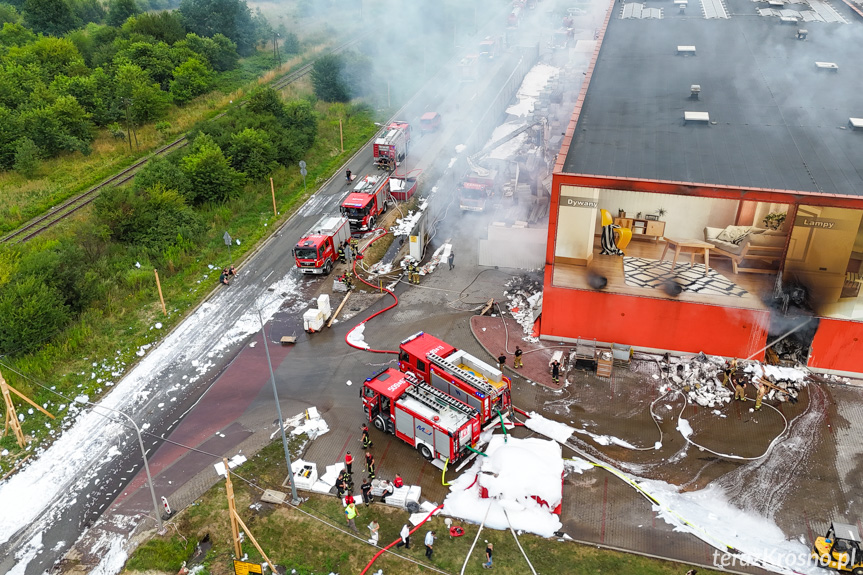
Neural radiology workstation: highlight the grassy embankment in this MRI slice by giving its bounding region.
[124,440,727,575]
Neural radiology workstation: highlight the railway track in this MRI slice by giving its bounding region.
[1,36,365,245]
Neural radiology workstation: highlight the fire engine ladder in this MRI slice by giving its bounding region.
[466,118,548,177]
[427,352,498,398]
[405,379,479,420]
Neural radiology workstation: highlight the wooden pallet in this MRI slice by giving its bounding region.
[596,354,613,377]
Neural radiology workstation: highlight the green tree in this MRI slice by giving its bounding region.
[0,21,35,46]
[122,11,186,44]
[227,127,276,180]
[13,136,39,176]
[9,35,87,82]
[180,133,244,204]
[133,155,187,192]
[0,274,71,356]
[280,30,299,54]
[169,57,212,104]
[0,3,21,24]
[114,62,170,124]
[23,0,80,36]
[0,105,21,170]
[18,95,93,157]
[175,32,237,71]
[114,41,174,89]
[178,0,256,55]
[310,53,349,102]
[0,62,46,108]
[246,86,284,118]
[105,0,138,27]
[281,99,317,156]
[94,183,204,251]
[71,0,103,24]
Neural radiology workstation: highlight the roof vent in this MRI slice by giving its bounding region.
[797,28,807,40]
[684,111,710,123]
[849,118,863,130]
[690,84,701,99]
[815,61,838,71]
[677,45,696,56]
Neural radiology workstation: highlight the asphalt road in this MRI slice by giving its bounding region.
[0,8,548,574]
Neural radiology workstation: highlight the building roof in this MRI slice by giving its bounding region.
[561,1,863,197]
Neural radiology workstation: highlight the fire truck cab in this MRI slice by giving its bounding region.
[373,121,411,170]
[458,171,499,212]
[361,369,481,463]
[478,36,498,60]
[398,331,512,425]
[340,174,390,232]
[293,215,350,275]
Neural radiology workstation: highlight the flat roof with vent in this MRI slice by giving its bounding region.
[562,0,863,196]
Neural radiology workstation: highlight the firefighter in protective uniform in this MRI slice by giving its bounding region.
[338,244,346,264]
[755,381,768,411]
[411,261,421,284]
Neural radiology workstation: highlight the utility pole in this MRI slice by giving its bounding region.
[257,308,300,504]
[124,98,132,152]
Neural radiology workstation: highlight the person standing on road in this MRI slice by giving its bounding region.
[366,451,376,479]
[345,502,358,533]
[448,250,455,270]
[498,352,506,371]
[513,346,523,369]
[425,530,436,559]
[361,423,373,448]
[345,451,354,476]
[551,359,561,384]
[396,523,411,549]
[361,477,373,506]
[733,369,747,401]
[755,381,768,411]
[483,542,493,568]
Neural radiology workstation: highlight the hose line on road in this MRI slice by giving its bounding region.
[344,227,400,355]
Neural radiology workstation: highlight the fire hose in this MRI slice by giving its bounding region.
[359,504,444,575]
[344,227,400,355]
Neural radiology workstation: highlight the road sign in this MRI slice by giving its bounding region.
[223,232,232,246]
[300,168,307,177]
[299,160,306,169]
[233,560,263,575]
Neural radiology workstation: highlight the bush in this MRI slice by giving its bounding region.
[155,120,171,139]
[13,136,39,177]
[310,53,349,103]
[0,274,71,356]
[94,183,205,253]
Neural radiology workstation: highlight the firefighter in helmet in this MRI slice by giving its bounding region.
[338,243,346,264]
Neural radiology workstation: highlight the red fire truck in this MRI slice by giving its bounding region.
[398,331,512,425]
[293,214,350,275]
[373,121,411,170]
[340,174,390,232]
[458,171,500,212]
[478,36,498,60]
[361,369,482,463]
